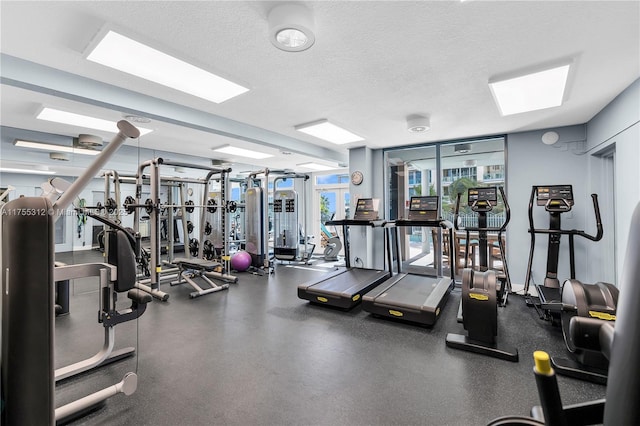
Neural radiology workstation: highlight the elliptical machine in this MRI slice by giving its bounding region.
[524,184,618,384]
[445,186,518,362]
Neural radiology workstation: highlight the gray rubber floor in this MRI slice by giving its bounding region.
[54,251,606,426]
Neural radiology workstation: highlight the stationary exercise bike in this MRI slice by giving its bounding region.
[445,186,518,362]
[524,184,618,384]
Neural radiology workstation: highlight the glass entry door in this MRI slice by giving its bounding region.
[386,137,506,279]
[388,146,439,275]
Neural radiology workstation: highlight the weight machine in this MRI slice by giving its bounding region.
[129,159,237,300]
[1,120,142,425]
[272,173,313,264]
[245,169,271,272]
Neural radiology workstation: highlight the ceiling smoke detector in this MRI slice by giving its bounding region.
[407,115,431,133]
[455,143,472,154]
[77,134,103,147]
[49,152,70,161]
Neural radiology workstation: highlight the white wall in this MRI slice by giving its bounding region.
[506,125,594,288]
[348,146,388,270]
[585,78,640,289]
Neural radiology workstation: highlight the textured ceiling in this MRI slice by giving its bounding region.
[1,1,639,173]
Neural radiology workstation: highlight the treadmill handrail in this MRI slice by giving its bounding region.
[393,218,453,229]
[326,219,386,228]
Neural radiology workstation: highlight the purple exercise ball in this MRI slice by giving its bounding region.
[231,251,252,271]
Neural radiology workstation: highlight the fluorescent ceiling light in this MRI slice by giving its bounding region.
[14,140,101,156]
[0,167,56,175]
[297,162,334,171]
[213,145,273,160]
[489,64,570,116]
[295,120,364,145]
[87,30,249,103]
[37,107,153,136]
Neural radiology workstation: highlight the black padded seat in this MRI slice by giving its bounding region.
[174,258,221,272]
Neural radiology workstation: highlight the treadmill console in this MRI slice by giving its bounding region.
[536,185,574,212]
[468,187,497,212]
[353,198,380,221]
[408,196,439,221]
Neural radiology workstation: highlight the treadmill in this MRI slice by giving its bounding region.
[362,196,454,326]
[297,198,391,309]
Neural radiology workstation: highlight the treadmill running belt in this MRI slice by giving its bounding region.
[298,268,390,310]
[362,274,453,325]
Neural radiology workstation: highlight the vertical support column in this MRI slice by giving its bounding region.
[263,171,270,268]
[179,183,189,259]
[104,172,112,260]
[222,170,230,273]
[167,184,175,263]
[349,147,374,268]
[199,179,209,260]
[150,160,161,288]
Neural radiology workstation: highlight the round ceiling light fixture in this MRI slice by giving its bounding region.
[406,115,431,133]
[268,4,315,52]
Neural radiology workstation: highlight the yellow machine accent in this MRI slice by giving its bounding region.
[389,310,404,317]
[469,292,489,301]
[588,311,616,321]
[533,351,553,375]
[156,266,162,273]
[352,294,361,302]
[317,296,328,303]
[222,255,231,261]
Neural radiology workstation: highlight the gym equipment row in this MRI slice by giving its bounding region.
[299,196,455,327]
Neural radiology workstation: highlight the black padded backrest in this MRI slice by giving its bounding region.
[604,202,640,425]
[107,229,137,293]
